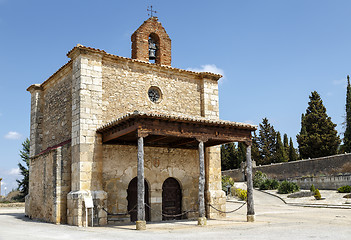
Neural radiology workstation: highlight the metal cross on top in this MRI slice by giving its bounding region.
[147,5,157,17]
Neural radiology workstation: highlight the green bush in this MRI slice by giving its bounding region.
[337,185,351,193]
[310,184,316,192]
[314,189,322,200]
[234,188,247,201]
[253,171,267,188]
[259,179,280,190]
[222,175,235,194]
[277,181,300,194]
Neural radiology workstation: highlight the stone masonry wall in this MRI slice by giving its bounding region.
[26,143,71,223]
[254,153,351,180]
[102,145,199,221]
[101,59,202,122]
[41,70,72,150]
[223,153,351,189]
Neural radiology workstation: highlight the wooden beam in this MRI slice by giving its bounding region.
[170,138,197,147]
[145,135,169,144]
[102,125,138,143]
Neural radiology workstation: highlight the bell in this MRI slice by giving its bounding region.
[149,49,156,60]
[148,38,157,60]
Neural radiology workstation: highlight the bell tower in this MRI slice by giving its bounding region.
[131,17,171,66]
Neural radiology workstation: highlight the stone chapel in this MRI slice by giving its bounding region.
[26,17,256,228]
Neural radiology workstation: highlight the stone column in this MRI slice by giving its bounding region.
[198,140,206,226]
[66,47,107,227]
[26,84,44,219]
[0,178,2,198]
[27,84,43,158]
[245,143,255,222]
[200,77,226,219]
[136,135,146,230]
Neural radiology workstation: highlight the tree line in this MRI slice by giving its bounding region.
[222,76,351,170]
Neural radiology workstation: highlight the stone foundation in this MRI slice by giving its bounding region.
[67,190,107,227]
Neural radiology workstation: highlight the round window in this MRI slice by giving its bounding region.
[148,86,162,103]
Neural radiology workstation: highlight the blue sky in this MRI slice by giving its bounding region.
[1,0,351,195]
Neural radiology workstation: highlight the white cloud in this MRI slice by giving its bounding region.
[8,168,20,176]
[188,64,224,76]
[244,120,255,125]
[187,64,225,83]
[4,131,22,140]
[332,78,347,86]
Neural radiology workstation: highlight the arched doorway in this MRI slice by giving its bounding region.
[127,177,150,222]
[162,177,182,220]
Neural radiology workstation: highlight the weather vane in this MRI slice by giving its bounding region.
[147,5,157,17]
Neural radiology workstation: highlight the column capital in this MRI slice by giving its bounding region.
[196,136,209,143]
[244,139,252,146]
[137,129,149,138]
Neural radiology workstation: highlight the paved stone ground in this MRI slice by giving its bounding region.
[0,189,350,240]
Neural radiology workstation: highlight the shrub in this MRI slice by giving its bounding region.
[310,184,316,192]
[277,181,300,194]
[337,185,351,193]
[222,175,235,195]
[253,171,267,188]
[287,191,314,198]
[259,179,280,190]
[233,188,247,201]
[314,189,322,200]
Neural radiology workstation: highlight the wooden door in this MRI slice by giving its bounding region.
[162,177,182,220]
[127,177,150,222]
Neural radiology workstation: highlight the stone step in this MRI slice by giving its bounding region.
[107,214,130,224]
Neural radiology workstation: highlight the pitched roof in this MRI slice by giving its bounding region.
[97,110,257,132]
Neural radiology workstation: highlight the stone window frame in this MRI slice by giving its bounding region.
[147,86,163,104]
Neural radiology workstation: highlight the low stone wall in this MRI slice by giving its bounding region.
[254,154,351,181]
[222,169,244,182]
[291,174,351,190]
[222,153,351,190]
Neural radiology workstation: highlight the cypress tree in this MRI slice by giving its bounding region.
[344,75,351,152]
[283,133,290,161]
[221,143,236,170]
[274,132,289,163]
[237,142,247,164]
[288,137,298,161]
[220,143,244,170]
[251,132,261,164]
[258,118,276,165]
[297,91,341,159]
[16,138,30,201]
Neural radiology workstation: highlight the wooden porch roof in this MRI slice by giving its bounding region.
[97,111,257,149]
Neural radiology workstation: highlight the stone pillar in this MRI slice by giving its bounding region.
[26,84,44,219]
[149,188,162,222]
[136,136,146,230]
[245,143,255,222]
[53,146,63,224]
[200,77,219,120]
[200,77,226,219]
[198,140,206,226]
[0,178,2,198]
[66,47,107,227]
[27,84,43,157]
